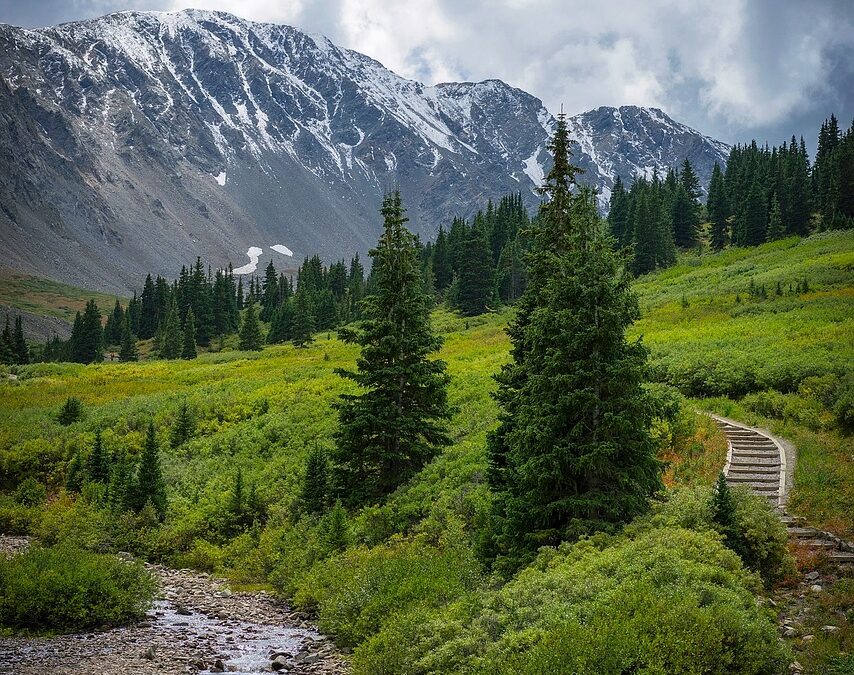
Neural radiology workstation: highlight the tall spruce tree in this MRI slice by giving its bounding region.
[87,430,109,483]
[707,162,729,251]
[454,214,495,315]
[291,291,315,348]
[160,296,183,359]
[12,316,28,365]
[71,300,103,364]
[486,115,662,567]
[744,182,768,246]
[330,191,452,507]
[238,301,263,351]
[767,195,784,240]
[182,307,198,359]
[301,444,329,515]
[118,314,139,362]
[108,448,134,512]
[135,421,167,520]
[432,225,453,293]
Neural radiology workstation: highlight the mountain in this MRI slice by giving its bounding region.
[0,10,729,294]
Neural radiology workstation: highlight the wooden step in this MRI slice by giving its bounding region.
[727,474,780,484]
[730,448,779,457]
[828,551,854,564]
[729,456,781,467]
[797,538,839,550]
[727,465,779,475]
[786,527,821,539]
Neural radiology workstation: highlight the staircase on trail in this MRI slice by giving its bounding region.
[712,415,854,566]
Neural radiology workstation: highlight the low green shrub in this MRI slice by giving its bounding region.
[354,527,788,675]
[0,544,156,633]
[292,530,483,648]
[0,495,39,535]
[637,484,794,586]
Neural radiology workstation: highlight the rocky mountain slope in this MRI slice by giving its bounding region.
[0,10,728,293]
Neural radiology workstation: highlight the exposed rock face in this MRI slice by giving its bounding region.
[0,10,728,294]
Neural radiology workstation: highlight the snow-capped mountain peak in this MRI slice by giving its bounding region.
[0,10,727,293]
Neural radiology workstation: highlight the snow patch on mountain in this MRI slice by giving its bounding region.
[233,247,263,275]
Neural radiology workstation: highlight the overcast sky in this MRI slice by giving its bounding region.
[1,0,851,151]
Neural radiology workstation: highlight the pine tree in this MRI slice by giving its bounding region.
[238,301,263,351]
[12,316,28,365]
[260,259,279,322]
[320,500,350,553]
[432,225,453,293]
[57,396,84,426]
[108,448,134,512]
[454,214,495,315]
[767,195,784,240]
[707,162,729,251]
[71,300,103,364]
[711,472,746,559]
[607,175,632,248]
[291,292,315,348]
[87,430,109,483]
[331,191,452,507]
[301,443,329,515]
[267,298,295,344]
[118,314,138,362]
[160,296,183,359]
[170,401,194,448]
[228,467,247,532]
[744,182,768,246]
[135,422,167,520]
[495,239,527,303]
[139,274,157,339]
[0,319,12,366]
[182,307,198,359]
[486,116,662,566]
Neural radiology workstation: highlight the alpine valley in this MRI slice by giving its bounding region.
[0,9,728,293]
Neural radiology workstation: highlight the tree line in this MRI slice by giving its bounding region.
[608,113,854,273]
[0,315,29,365]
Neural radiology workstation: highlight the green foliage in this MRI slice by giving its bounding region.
[13,477,47,506]
[182,307,197,359]
[87,429,109,483]
[488,117,662,566]
[169,401,194,448]
[57,396,84,426]
[301,444,329,515]
[639,483,793,586]
[0,544,155,633]
[238,302,263,351]
[293,531,481,649]
[353,527,787,675]
[135,422,166,520]
[331,191,452,507]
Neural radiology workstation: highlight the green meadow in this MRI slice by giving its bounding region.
[0,231,851,672]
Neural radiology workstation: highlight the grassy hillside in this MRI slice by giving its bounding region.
[0,267,123,324]
[1,232,852,672]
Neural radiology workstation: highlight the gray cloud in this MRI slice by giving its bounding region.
[1,0,851,149]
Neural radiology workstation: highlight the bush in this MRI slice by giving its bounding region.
[57,397,84,426]
[0,544,156,633]
[293,531,482,648]
[354,528,788,675]
[637,484,794,586]
[13,477,47,506]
